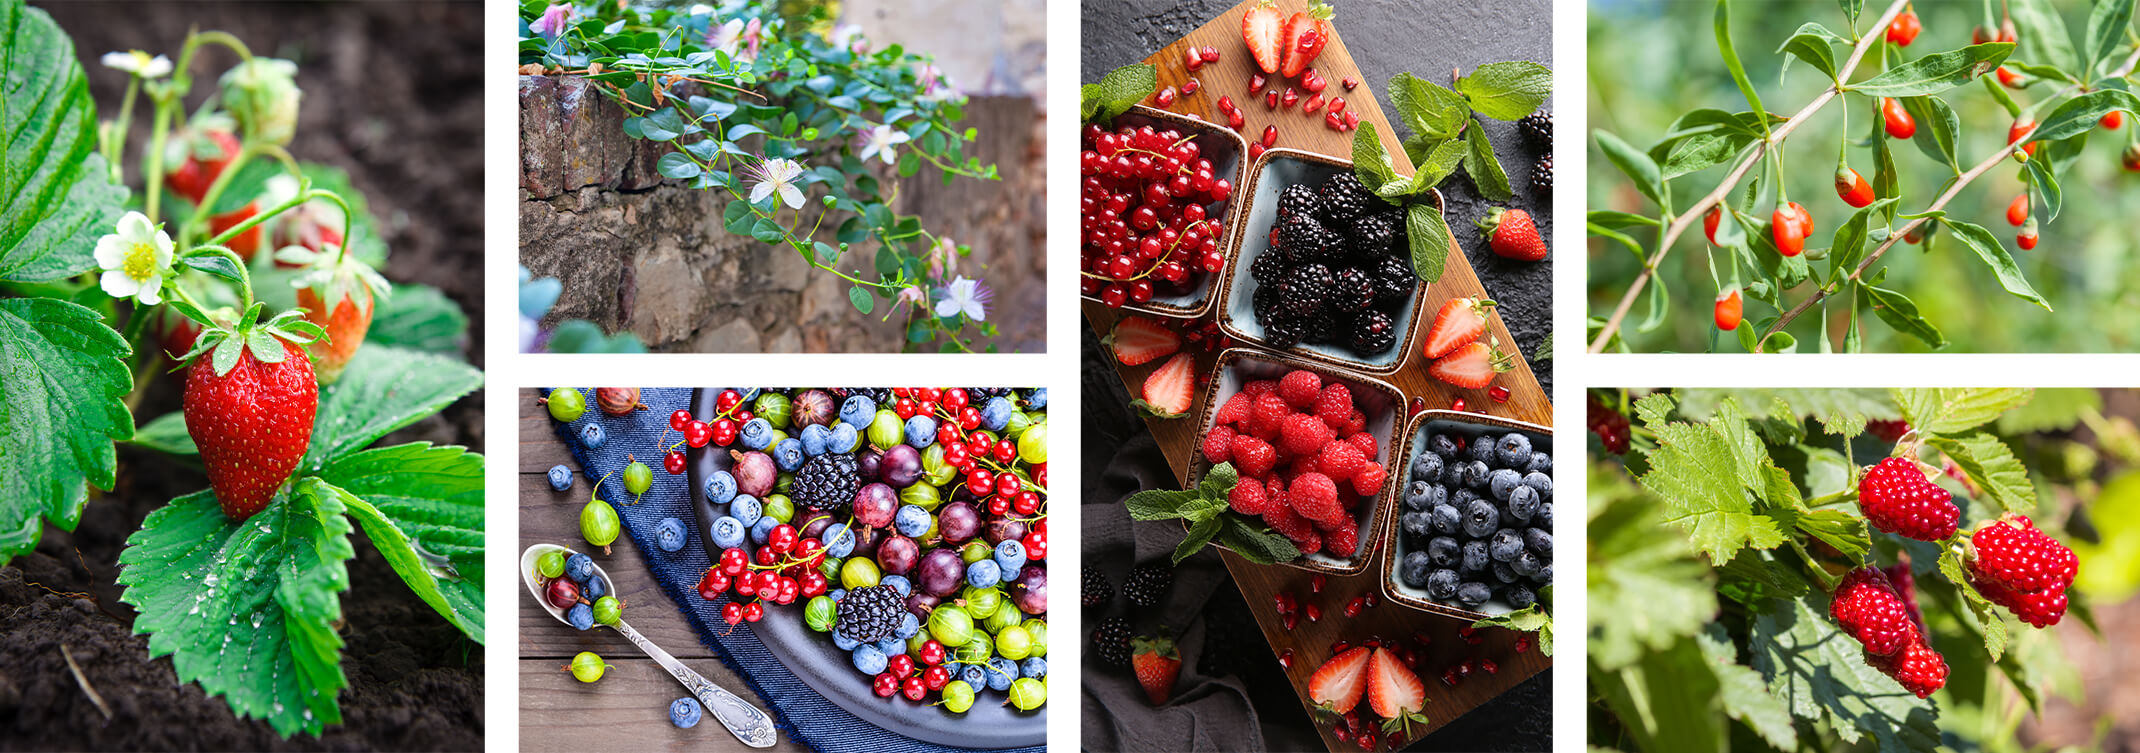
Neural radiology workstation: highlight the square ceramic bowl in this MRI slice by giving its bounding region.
[1216,148,1433,374]
[1183,348,1405,575]
[1381,410,1554,620]
[1078,105,1249,319]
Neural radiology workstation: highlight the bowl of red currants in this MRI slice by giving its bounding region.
[1079,105,1248,318]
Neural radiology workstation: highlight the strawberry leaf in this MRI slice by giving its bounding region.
[1748,594,1942,751]
[303,345,481,466]
[0,298,134,563]
[318,444,486,642]
[116,481,354,737]
[0,1,128,284]
[363,283,469,353]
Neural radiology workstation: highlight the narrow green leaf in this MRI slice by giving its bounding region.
[1863,285,1947,349]
[1462,117,1512,201]
[1715,0,1766,128]
[1594,129,1664,208]
[1938,219,2051,309]
[1848,43,2012,97]
[2024,155,2062,223]
[2011,0,2081,73]
[2084,0,2135,74]
[2032,89,2140,142]
[1776,23,1845,82]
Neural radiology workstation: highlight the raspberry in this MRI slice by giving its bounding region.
[1971,571,2068,628]
[1881,564,1928,635]
[1324,516,1359,557]
[1265,504,1321,553]
[1345,432,1378,458]
[1865,635,1948,698]
[1214,392,1254,427]
[1265,476,1286,501]
[1278,370,1322,408]
[1313,384,1354,428]
[1231,435,1277,477]
[1968,514,2076,593]
[1288,472,1344,523]
[1857,457,1959,541]
[1202,425,1236,465]
[1830,567,1915,656]
[1284,457,1319,480]
[1353,462,1386,497]
[1242,379,1278,397]
[1317,441,1367,480]
[1279,413,1336,457]
[1336,408,1367,436]
[1228,478,1272,515]
[1867,419,1910,442]
[1249,393,1292,439]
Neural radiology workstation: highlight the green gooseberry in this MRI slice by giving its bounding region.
[907,632,933,656]
[543,389,587,421]
[840,557,882,590]
[581,499,620,553]
[921,445,957,486]
[1022,619,1048,657]
[982,601,1021,634]
[898,482,942,511]
[938,679,975,713]
[928,606,975,647]
[568,651,610,683]
[536,550,566,579]
[960,541,993,564]
[592,595,622,626]
[762,494,795,523]
[867,409,903,448]
[1017,422,1047,464]
[775,474,794,494]
[955,630,994,663]
[995,625,1032,661]
[805,595,837,632]
[1007,678,1046,710]
[960,586,1002,620]
[818,556,843,579]
[754,392,793,429]
[766,428,789,447]
[1007,410,1034,436]
[622,458,652,497]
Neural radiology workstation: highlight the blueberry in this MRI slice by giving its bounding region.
[1467,435,1496,464]
[1525,451,1553,473]
[1462,500,1499,538]
[1536,563,1553,584]
[1464,461,1493,490]
[895,612,921,639]
[1510,550,1543,577]
[566,553,595,583]
[800,423,831,457]
[738,388,762,402]
[1427,434,1458,458]
[772,438,805,471]
[1427,536,1460,567]
[1460,540,1490,573]
[829,422,861,453]
[655,517,688,553]
[704,471,737,506]
[966,560,1002,588]
[1490,529,1525,562]
[880,574,913,598]
[821,525,856,557]
[1026,388,1048,409]
[547,465,573,491]
[711,516,746,549]
[748,516,778,545]
[1410,451,1444,482]
[874,637,905,658]
[993,540,1027,573]
[1492,561,1519,584]
[987,658,1018,691]
[669,697,703,729]
[1494,433,1532,468]
[1426,569,1460,600]
[1523,471,1553,500]
[1524,528,1553,556]
[1488,468,1522,501]
[1403,481,1444,511]
[579,423,606,449]
[904,415,938,448]
[1430,503,1461,535]
[1021,657,1048,678]
[981,397,1013,432]
[1452,488,1480,508]
[1401,511,1431,538]
[1535,502,1554,530]
[1455,581,1492,606]
[567,603,594,630]
[828,589,847,603]
[1505,584,1537,610]
[833,630,862,651]
[1399,551,1432,587]
[894,505,933,537]
[960,664,988,692]
[840,395,877,429]
[729,494,762,526]
[1506,485,1539,523]
[851,644,889,675]
[739,418,774,450]
[583,574,608,600]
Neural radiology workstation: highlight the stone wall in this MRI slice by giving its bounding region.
[519,75,1045,353]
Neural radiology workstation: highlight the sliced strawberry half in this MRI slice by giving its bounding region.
[1420,297,1496,359]
[1428,339,1515,390]
[1367,647,1430,737]
[1106,316,1182,366]
[1277,1,1335,79]
[1133,352,1196,419]
[1306,645,1372,715]
[1242,0,1285,75]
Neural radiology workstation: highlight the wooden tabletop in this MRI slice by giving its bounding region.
[520,395,810,753]
[1082,1,1554,750]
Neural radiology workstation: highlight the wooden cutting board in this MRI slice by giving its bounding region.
[1080,1,1555,749]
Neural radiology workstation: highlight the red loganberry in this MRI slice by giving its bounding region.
[1830,567,1916,656]
[1969,514,2077,593]
[1858,456,1960,540]
[1885,9,1921,46]
[1971,572,2069,627]
[1835,166,1874,207]
[1881,97,1916,139]
[1865,634,1949,698]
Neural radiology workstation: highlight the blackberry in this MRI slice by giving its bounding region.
[1276,184,1323,221]
[1326,267,1375,314]
[1300,311,1340,345]
[792,452,860,514]
[1082,569,1113,608]
[1350,310,1397,355]
[1277,213,1341,260]
[835,585,906,643]
[1251,282,1282,324]
[1518,111,1552,146]
[1123,563,1172,607]
[1319,172,1374,225]
[1275,263,1334,318]
[1350,212,1400,257]
[1092,616,1134,667]
[966,388,1012,400]
[1371,255,1417,310]
[1530,155,1552,196]
[1249,249,1288,284]
[1263,318,1306,349]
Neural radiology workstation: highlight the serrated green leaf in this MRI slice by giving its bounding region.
[1387,72,1468,141]
[1197,461,1239,499]
[116,484,354,737]
[1214,515,1300,565]
[365,284,468,354]
[1936,543,2010,660]
[1894,387,2032,435]
[1405,202,1450,283]
[1849,43,2012,97]
[129,410,196,455]
[1176,516,1220,564]
[0,298,134,563]
[1124,488,1201,520]
[319,445,485,642]
[1591,636,1726,752]
[0,1,128,283]
[304,345,482,466]
[1749,595,1942,751]
[1090,64,1155,123]
[1453,61,1551,121]
[1926,432,2035,513]
[1699,622,1798,750]
[1588,465,1718,671]
[1938,219,2050,309]
[1636,399,1788,563]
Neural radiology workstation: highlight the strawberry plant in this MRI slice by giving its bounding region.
[1588,387,2140,752]
[0,2,482,737]
[519,1,1009,352]
[1587,0,2140,353]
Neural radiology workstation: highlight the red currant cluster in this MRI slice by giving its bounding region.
[871,640,956,701]
[895,388,1051,527]
[697,529,831,627]
[1078,122,1234,308]
[653,390,759,474]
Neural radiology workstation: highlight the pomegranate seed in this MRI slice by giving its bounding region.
[1400,648,1420,668]
[1412,631,1433,646]
[1303,92,1324,113]
[1407,396,1426,417]
[1343,111,1360,129]
[1467,632,1485,645]
[1201,46,1219,63]
[1248,143,1266,160]
[1249,73,1267,93]
[1282,87,1299,108]
[1325,111,1343,130]
[1155,87,1176,107]
[1311,573,1326,593]
[1457,660,1475,676]
[1266,90,1279,109]
[1303,69,1326,92]
[1227,109,1244,129]
[1304,603,1322,622]
[1275,591,1296,614]
[1344,596,1364,618]
[1515,636,1531,653]
[1361,637,1381,649]
[1364,592,1379,608]
[1184,47,1203,71]
[1329,97,1346,114]
[1342,76,1359,90]
[1181,78,1199,95]
[1451,397,1468,412]
[1331,640,1350,654]
[1459,626,1476,639]
[1489,385,1511,403]
[1482,658,1499,675]
[1334,728,1352,744]
[1441,668,1459,686]
[1278,648,1294,669]
[1261,124,1278,147]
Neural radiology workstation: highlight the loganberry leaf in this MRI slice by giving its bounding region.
[1936,219,2050,310]
[1588,464,1718,672]
[1925,432,2036,514]
[1749,594,1942,752]
[302,345,481,467]
[1697,622,1797,750]
[0,1,127,284]
[1894,387,2032,436]
[0,298,135,563]
[1935,542,2011,661]
[1636,398,1789,563]
[1592,636,1726,751]
[116,482,354,737]
[1995,388,2099,434]
[1847,43,2012,98]
[317,444,485,642]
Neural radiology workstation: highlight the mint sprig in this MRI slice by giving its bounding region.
[1082,64,1157,124]
[1125,462,1302,564]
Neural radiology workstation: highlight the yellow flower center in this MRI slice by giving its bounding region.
[123,241,159,282]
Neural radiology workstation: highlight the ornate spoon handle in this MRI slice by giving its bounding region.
[613,619,777,747]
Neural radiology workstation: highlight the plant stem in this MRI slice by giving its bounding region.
[144,98,173,223]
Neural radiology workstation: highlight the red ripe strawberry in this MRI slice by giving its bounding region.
[1131,632,1182,705]
[2005,193,2029,226]
[1830,567,1915,656]
[1133,352,1196,418]
[1427,340,1514,390]
[1108,316,1181,366]
[1714,288,1743,331]
[1288,471,1344,523]
[1835,166,1874,208]
[1477,208,1547,261]
[1241,0,1286,75]
[210,202,266,260]
[1865,634,1948,698]
[1278,369,1323,408]
[1880,97,1916,140]
[1277,1,1335,79]
[1201,424,1237,464]
[1885,8,1921,46]
[164,126,241,204]
[1858,456,1959,541]
[1366,648,1430,737]
[1231,435,1278,478]
[1306,646,1372,714]
[1703,206,1722,245]
[1421,297,1496,359]
[182,314,323,521]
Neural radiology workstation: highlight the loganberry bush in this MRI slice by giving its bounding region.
[1587,0,2140,353]
[1587,387,2140,752]
[519,1,1010,352]
[0,2,482,737]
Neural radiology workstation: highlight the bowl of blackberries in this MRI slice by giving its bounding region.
[1218,148,1430,374]
[1078,105,1248,318]
[1384,411,1551,619]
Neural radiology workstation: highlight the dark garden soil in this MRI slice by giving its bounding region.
[2,3,485,751]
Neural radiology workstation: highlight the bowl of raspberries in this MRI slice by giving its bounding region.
[1218,148,1431,374]
[1189,350,1404,574]
[1079,105,1249,319]
[1385,411,1552,618]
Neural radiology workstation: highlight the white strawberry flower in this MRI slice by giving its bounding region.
[101,50,172,79]
[94,211,175,305]
[746,158,806,210]
[857,123,911,166]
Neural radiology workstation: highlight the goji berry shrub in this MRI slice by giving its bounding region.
[1586,0,2140,353]
[520,1,1008,352]
[0,3,482,737]
[1587,387,2127,752]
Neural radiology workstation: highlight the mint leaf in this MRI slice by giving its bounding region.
[1398,137,1467,197]
[1124,488,1201,520]
[318,444,485,642]
[1351,122,1401,194]
[1215,516,1300,565]
[1386,72,1466,140]
[0,298,134,563]
[130,410,196,455]
[304,345,481,466]
[117,483,355,737]
[365,283,469,354]
[1748,594,1942,750]
[1406,202,1450,283]
[1196,461,1239,499]
[0,2,127,283]
[1926,432,2035,514]
[1175,516,1220,564]
[1894,387,2032,435]
[1453,61,1551,121]
[1461,117,1512,201]
[1091,64,1156,123]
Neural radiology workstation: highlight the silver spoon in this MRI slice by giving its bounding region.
[522,543,777,747]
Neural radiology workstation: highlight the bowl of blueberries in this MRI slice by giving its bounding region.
[1381,410,1552,620]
